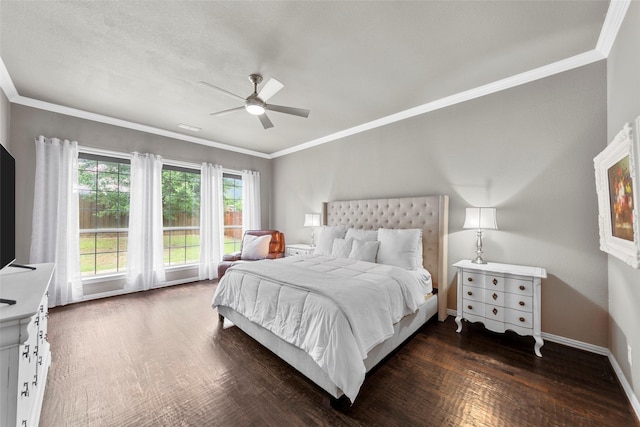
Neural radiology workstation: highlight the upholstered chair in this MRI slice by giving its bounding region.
[217,230,285,280]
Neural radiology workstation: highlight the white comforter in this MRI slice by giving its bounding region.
[211,254,431,402]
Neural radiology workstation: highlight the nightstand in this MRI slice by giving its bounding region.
[285,244,315,256]
[453,260,547,356]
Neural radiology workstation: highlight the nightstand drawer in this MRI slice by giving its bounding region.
[485,304,505,322]
[504,277,533,296]
[504,293,533,312]
[485,275,505,292]
[462,285,484,302]
[463,301,485,317]
[462,271,484,288]
[287,247,308,256]
[285,244,315,256]
[505,308,533,329]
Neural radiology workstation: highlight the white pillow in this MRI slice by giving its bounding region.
[348,239,380,263]
[314,226,348,256]
[331,238,354,258]
[376,228,422,270]
[345,228,378,241]
[240,234,272,260]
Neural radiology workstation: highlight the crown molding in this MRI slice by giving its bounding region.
[0,57,18,100]
[596,0,632,57]
[271,49,605,158]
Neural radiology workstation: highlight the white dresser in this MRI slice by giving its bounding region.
[285,244,315,256]
[0,263,55,427]
[453,260,547,356]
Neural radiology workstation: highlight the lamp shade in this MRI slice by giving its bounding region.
[304,213,321,227]
[463,207,498,230]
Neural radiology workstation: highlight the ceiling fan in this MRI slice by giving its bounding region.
[198,74,310,129]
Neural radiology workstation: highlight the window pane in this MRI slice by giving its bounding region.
[222,173,243,256]
[162,167,200,266]
[80,233,96,255]
[96,232,117,252]
[117,232,128,251]
[80,254,95,276]
[96,252,117,275]
[78,154,130,277]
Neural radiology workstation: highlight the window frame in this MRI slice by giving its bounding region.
[161,163,201,268]
[77,151,131,278]
[222,172,243,255]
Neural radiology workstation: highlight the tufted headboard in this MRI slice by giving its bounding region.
[322,195,449,321]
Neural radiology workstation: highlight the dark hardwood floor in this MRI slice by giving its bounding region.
[40,281,638,426]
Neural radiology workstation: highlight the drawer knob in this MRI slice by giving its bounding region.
[492,278,498,285]
[492,308,498,315]
[492,293,498,300]
[22,345,30,358]
[467,277,473,282]
[467,305,473,310]
[519,301,525,306]
[519,285,525,291]
[467,291,473,296]
[519,317,525,323]
[21,382,29,397]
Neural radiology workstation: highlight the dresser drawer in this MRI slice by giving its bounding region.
[504,293,533,312]
[462,271,484,288]
[462,285,484,302]
[504,277,534,296]
[485,304,505,322]
[484,289,504,306]
[505,308,533,329]
[462,300,485,317]
[485,274,505,292]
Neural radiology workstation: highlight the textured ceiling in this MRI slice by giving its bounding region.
[0,1,609,156]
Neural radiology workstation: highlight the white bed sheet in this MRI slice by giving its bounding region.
[211,254,431,402]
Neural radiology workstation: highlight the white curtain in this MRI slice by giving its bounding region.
[30,136,82,307]
[242,170,261,232]
[198,163,224,280]
[125,152,165,291]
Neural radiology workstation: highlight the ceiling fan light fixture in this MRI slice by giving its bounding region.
[245,104,265,115]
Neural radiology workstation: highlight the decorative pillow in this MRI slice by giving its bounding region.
[376,228,423,270]
[331,238,354,259]
[348,239,380,263]
[345,228,378,241]
[240,234,272,260]
[314,226,348,256]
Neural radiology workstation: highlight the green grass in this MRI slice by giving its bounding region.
[80,233,241,275]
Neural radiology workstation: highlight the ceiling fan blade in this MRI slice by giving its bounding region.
[257,78,284,102]
[265,103,310,118]
[209,106,245,116]
[197,81,246,102]
[258,113,274,129]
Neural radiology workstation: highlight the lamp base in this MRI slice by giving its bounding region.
[471,257,487,264]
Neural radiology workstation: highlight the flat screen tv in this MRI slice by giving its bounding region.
[0,143,16,270]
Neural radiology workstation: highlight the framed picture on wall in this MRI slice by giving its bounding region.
[594,119,640,269]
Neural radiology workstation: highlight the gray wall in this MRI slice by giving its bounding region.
[1,90,9,149]
[272,61,609,347]
[607,1,640,399]
[9,104,272,266]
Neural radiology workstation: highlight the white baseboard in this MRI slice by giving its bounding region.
[447,310,639,421]
[541,331,609,355]
[608,351,640,422]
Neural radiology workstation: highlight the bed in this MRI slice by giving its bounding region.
[211,195,449,405]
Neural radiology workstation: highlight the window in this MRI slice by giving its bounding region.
[162,166,200,266]
[223,173,243,254]
[78,154,130,276]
